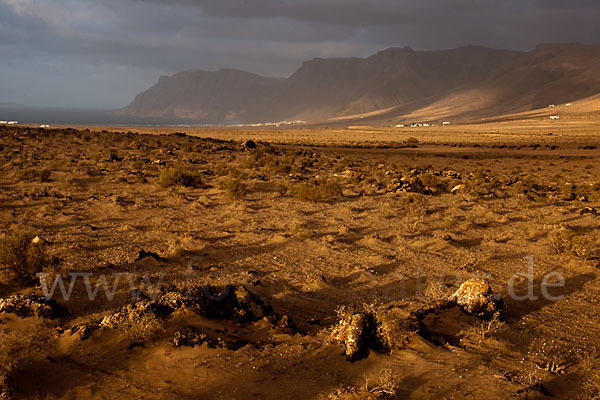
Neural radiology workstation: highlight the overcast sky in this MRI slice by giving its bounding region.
[1,0,599,109]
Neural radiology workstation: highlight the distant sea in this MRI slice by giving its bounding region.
[0,105,220,127]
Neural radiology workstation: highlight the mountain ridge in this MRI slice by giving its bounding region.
[117,44,600,124]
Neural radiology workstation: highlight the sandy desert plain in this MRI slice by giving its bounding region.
[1,112,600,399]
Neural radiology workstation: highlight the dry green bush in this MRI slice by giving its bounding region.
[291,223,313,239]
[401,216,423,234]
[399,193,429,216]
[251,152,298,176]
[0,335,19,391]
[462,171,503,199]
[17,168,52,182]
[419,173,441,191]
[363,369,402,399]
[277,183,289,196]
[239,154,260,170]
[117,310,164,343]
[129,160,146,172]
[547,224,594,259]
[442,216,460,231]
[49,159,67,171]
[422,278,451,301]
[580,351,600,398]
[372,313,411,352]
[0,232,59,285]
[0,327,49,394]
[327,368,401,399]
[159,167,203,188]
[468,314,505,343]
[264,154,297,175]
[219,177,247,200]
[292,180,342,202]
[568,182,600,202]
[78,161,101,177]
[226,167,244,180]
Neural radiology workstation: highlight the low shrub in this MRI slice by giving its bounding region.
[581,351,600,398]
[292,180,342,202]
[0,232,59,285]
[118,310,164,343]
[17,168,52,182]
[399,193,429,215]
[0,327,48,394]
[547,224,594,259]
[220,178,247,200]
[159,167,203,188]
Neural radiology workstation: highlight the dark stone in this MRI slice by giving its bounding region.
[136,250,165,262]
[243,140,257,150]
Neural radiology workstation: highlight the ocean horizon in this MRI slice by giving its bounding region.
[0,105,222,127]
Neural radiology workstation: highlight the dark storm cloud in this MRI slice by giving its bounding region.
[179,0,500,23]
[0,0,599,108]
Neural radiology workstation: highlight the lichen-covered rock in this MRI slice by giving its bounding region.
[168,284,274,323]
[331,304,432,361]
[277,314,292,329]
[448,278,503,319]
[0,294,64,319]
[172,326,248,350]
[580,206,598,216]
[337,169,364,181]
[330,310,368,361]
[386,171,437,195]
[69,323,96,340]
[99,299,161,329]
[232,285,272,322]
[172,326,209,348]
[156,290,187,311]
[103,284,278,333]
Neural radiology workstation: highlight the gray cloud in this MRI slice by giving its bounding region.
[0,0,599,108]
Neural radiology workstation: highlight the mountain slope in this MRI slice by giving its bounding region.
[117,68,282,122]
[267,46,521,121]
[117,44,600,124]
[372,43,600,124]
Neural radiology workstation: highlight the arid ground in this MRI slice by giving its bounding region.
[1,119,600,399]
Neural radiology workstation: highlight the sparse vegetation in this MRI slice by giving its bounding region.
[1,125,600,398]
